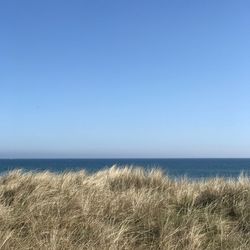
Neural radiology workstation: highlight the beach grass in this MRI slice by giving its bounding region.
[0,166,250,249]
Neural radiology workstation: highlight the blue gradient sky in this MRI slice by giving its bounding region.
[1,0,250,158]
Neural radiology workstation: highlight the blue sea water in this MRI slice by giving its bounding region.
[0,159,250,179]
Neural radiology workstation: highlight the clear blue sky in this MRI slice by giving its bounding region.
[1,0,250,158]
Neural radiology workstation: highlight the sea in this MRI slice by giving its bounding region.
[0,158,250,179]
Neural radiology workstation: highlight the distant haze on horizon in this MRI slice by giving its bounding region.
[1,0,250,158]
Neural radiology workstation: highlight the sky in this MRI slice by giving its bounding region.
[1,0,250,158]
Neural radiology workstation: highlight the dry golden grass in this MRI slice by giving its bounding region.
[0,166,250,249]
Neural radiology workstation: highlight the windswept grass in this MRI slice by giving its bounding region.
[0,166,250,249]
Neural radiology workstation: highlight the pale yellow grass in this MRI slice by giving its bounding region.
[0,166,250,249]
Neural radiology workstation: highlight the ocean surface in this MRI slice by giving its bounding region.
[1,159,250,179]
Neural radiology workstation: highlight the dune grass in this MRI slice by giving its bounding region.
[0,166,250,249]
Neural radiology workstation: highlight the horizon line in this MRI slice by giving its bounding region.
[1,157,250,160]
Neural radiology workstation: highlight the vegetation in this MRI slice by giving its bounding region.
[0,166,250,249]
